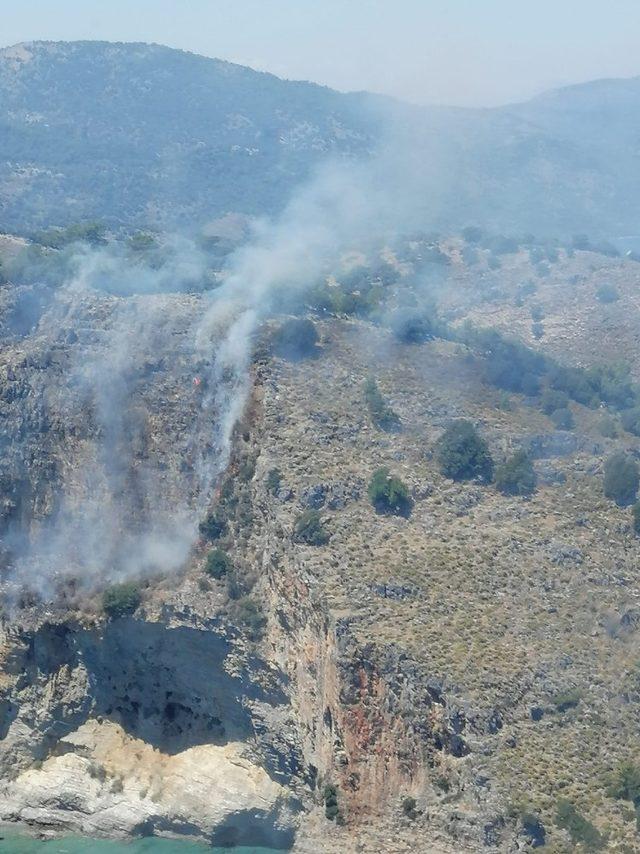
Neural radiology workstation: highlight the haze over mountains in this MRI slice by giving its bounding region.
[0,39,639,241]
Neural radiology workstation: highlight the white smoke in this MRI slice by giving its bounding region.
[4,124,438,602]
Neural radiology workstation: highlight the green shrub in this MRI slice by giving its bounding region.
[495,451,536,496]
[598,414,619,438]
[606,761,640,806]
[293,510,329,545]
[274,317,318,360]
[470,330,545,395]
[531,321,544,340]
[323,783,341,822]
[391,309,433,344]
[368,467,412,516]
[549,364,598,407]
[199,512,227,541]
[589,362,635,409]
[127,232,157,253]
[541,388,570,415]
[266,468,282,495]
[436,420,494,483]
[550,688,581,713]
[604,452,640,506]
[633,503,640,536]
[596,284,619,304]
[233,596,267,640]
[205,549,232,579]
[402,796,418,819]
[555,799,605,849]
[102,582,141,618]
[621,407,640,436]
[550,407,574,430]
[364,377,401,431]
[35,221,107,249]
[434,774,450,792]
[238,456,256,482]
[323,783,337,802]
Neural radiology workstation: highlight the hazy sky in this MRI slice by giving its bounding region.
[2,0,640,107]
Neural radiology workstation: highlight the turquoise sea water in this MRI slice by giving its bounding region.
[0,835,276,854]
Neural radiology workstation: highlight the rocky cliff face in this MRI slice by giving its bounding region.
[0,616,297,848]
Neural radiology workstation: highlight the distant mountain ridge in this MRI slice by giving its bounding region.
[0,40,380,232]
[1,40,639,238]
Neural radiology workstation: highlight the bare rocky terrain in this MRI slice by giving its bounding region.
[1,232,640,853]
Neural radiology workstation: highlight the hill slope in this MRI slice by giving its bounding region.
[1,41,640,238]
[0,41,378,231]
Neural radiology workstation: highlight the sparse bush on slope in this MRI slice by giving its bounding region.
[606,761,640,807]
[364,377,401,432]
[368,467,412,516]
[293,509,329,545]
[603,451,639,506]
[103,582,141,618]
[495,451,536,496]
[265,468,282,495]
[205,548,232,579]
[436,420,494,483]
[620,406,640,436]
[199,511,227,541]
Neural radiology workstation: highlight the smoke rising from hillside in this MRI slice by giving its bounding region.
[3,127,440,603]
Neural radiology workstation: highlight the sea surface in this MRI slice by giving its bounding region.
[0,834,277,854]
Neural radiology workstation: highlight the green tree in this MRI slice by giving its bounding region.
[604,452,640,506]
[265,468,282,495]
[293,509,329,545]
[368,467,412,516]
[436,420,494,482]
[102,582,141,618]
[199,512,227,541]
[495,451,536,496]
[205,548,232,579]
[606,761,640,807]
[621,406,640,436]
